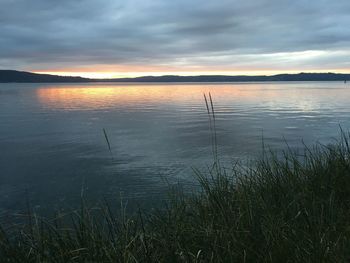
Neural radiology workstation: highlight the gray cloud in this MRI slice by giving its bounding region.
[1,0,350,73]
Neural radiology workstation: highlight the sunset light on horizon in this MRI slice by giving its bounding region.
[32,68,350,79]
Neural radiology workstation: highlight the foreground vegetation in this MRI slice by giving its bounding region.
[2,133,350,262]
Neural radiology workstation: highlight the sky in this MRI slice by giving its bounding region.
[1,0,350,78]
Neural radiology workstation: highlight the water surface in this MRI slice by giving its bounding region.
[1,82,350,214]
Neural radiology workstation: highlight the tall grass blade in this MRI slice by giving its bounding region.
[103,128,113,158]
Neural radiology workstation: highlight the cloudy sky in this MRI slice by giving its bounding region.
[1,0,350,78]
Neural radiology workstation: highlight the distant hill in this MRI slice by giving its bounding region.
[111,73,350,82]
[1,70,350,83]
[0,70,91,83]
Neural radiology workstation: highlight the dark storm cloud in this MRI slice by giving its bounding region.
[1,0,350,71]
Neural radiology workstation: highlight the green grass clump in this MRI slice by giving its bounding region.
[2,135,350,262]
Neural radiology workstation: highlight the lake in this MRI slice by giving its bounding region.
[1,82,350,215]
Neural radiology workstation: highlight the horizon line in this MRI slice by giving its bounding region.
[3,69,350,80]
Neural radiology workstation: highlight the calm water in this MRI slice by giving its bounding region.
[1,82,350,214]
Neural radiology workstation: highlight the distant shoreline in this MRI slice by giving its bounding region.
[1,69,350,83]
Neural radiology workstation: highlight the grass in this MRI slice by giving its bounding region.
[2,133,350,262]
[2,95,350,262]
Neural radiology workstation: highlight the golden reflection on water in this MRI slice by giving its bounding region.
[35,83,345,112]
[36,85,246,109]
[36,83,287,111]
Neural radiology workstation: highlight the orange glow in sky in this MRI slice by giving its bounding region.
[33,69,350,79]
[30,50,350,79]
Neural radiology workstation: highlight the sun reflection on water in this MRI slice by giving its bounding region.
[36,84,267,111]
[35,83,348,113]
